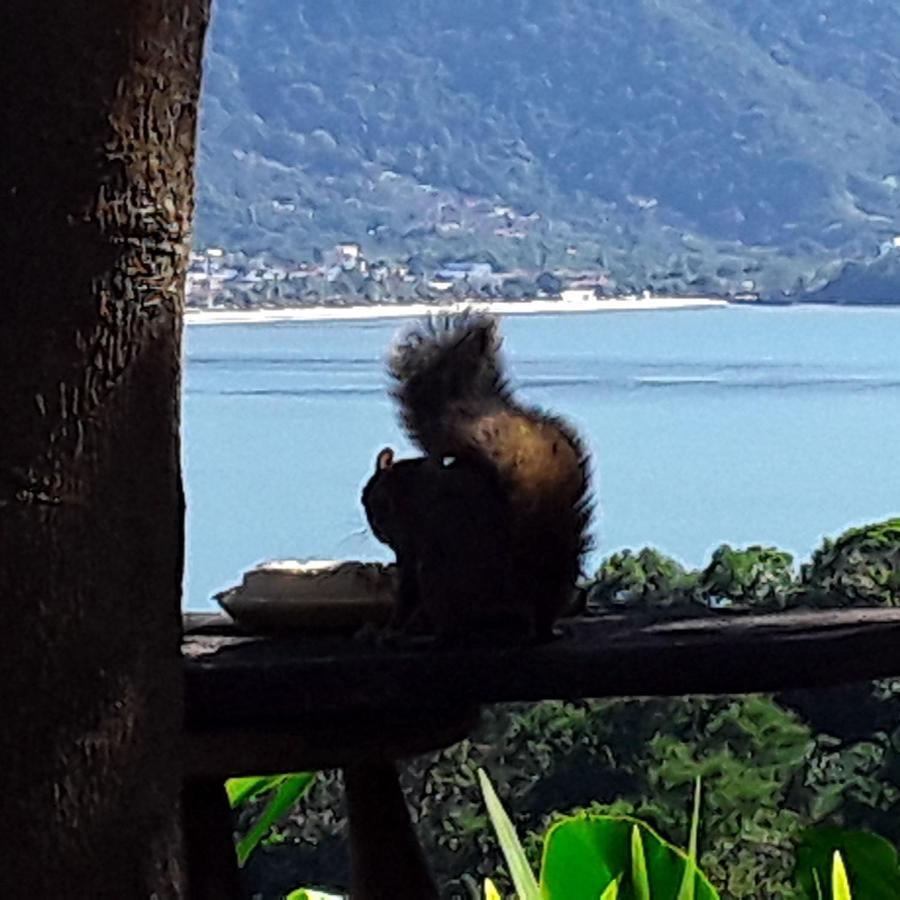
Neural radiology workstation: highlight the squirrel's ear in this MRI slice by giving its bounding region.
[376,447,395,471]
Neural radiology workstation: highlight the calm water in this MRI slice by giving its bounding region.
[183,305,900,610]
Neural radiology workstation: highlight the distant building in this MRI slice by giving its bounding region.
[323,242,364,272]
[189,247,226,277]
[435,261,494,281]
[336,242,361,261]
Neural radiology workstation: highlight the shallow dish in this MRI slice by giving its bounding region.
[215,559,397,632]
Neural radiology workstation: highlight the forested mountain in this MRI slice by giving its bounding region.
[195,0,900,295]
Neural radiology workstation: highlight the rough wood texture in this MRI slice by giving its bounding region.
[184,708,481,777]
[184,609,900,730]
[182,780,245,900]
[345,762,440,900]
[2,3,208,896]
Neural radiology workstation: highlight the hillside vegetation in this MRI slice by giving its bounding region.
[196,0,900,296]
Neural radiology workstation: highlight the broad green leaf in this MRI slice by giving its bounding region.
[795,827,900,899]
[539,814,719,900]
[832,852,852,900]
[226,774,295,808]
[484,877,503,900]
[477,768,540,900]
[630,826,650,900]
[235,773,316,866]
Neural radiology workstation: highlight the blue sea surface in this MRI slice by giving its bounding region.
[183,305,900,610]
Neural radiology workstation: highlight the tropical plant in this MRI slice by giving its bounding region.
[794,827,900,899]
[478,769,718,899]
[226,772,316,865]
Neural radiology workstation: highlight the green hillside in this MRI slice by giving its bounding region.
[195,0,900,295]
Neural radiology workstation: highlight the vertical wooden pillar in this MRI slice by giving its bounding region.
[345,762,440,899]
[2,2,208,895]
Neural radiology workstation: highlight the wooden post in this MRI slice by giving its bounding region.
[345,762,440,900]
[182,780,245,900]
[2,2,208,895]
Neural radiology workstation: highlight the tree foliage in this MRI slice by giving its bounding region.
[801,519,900,608]
[196,0,900,295]
[700,544,797,610]
[588,548,700,610]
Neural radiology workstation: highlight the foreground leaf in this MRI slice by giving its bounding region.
[599,877,621,900]
[226,774,297,809]
[832,852,852,900]
[812,870,824,900]
[235,773,316,866]
[540,814,720,900]
[631,826,650,900]
[676,777,703,900]
[795,827,900,899]
[284,890,345,900]
[478,768,540,900]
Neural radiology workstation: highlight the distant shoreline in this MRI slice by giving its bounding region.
[184,294,729,325]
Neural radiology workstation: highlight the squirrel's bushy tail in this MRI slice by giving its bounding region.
[389,312,511,455]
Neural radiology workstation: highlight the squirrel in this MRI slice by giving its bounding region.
[362,312,591,642]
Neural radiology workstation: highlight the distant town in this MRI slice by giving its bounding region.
[186,242,763,310]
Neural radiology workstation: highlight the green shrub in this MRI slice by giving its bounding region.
[588,548,701,609]
[700,544,797,609]
[801,519,900,607]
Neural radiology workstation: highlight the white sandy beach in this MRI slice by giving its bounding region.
[184,295,729,326]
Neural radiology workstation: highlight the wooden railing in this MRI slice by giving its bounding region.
[181,607,900,897]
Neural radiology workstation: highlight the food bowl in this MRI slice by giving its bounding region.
[215,559,397,632]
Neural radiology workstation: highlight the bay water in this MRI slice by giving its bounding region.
[183,305,900,610]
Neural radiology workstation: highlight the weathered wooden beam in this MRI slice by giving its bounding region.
[182,708,480,777]
[183,608,900,732]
